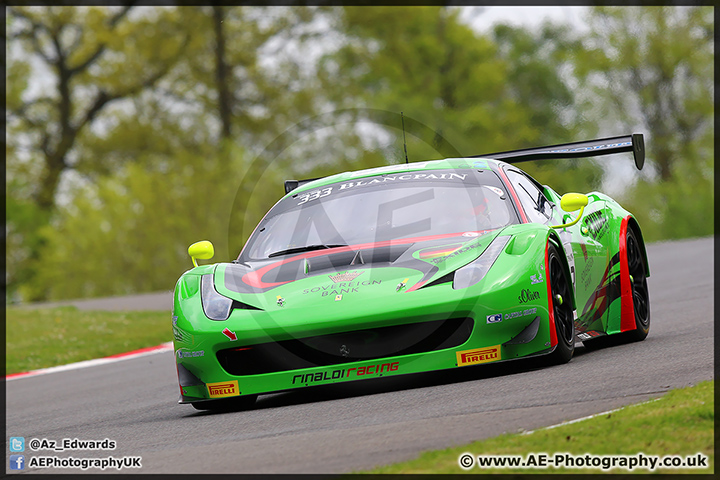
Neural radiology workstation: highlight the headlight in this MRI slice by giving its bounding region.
[452,236,511,290]
[201,274,233,321]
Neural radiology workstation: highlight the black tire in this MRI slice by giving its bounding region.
[546,243,575,364]
[191,394,257,412]
[623,227,650,341]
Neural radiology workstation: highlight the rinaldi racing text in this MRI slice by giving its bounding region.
[292,361,399,384]
[458,452,709,472]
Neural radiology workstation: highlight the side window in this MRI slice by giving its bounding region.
[505,169,554,224]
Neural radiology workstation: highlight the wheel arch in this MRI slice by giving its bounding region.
[625,216,650,277]
[546,229,577,312]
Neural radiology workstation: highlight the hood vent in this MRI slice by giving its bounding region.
[421,272,455,289]
[351,250,365,266]
[305,244,409,274]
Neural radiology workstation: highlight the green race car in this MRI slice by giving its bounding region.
[173,134,650,410]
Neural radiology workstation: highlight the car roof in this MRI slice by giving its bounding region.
[288,157,506,196]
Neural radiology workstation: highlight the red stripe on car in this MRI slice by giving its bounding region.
[496,167,528,223]
[619,216,637,332]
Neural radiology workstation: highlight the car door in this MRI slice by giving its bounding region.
[503,167,609,334]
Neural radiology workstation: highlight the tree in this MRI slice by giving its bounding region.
[8,6,333,301]
[6,6,189,300]
[490,20,602,195]
[24,146,248,300]
[318,6,520,159]
[571,6,714,240]
[170,6,323,153]
[575,6,713,181]
[7,6,190,211]
[314,7,601,195]
[7,6,331,301]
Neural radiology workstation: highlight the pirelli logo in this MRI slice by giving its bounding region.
[456,345,501,366]
[207,380,239,398]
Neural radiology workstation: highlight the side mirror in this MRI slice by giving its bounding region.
[188,240,214,267]
[552,193,589,229]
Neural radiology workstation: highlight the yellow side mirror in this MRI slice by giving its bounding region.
[188,240,214,267]
[552,193,589,229]
[560,193,589,213]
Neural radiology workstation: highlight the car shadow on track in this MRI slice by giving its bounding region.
[187,342,593,417]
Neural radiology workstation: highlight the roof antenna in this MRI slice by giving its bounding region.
[401,111,409,164]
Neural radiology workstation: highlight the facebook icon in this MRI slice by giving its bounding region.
[10,455,25,470]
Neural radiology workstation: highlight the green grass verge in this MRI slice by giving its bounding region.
[6,306,171,374]
[364,380,714,474]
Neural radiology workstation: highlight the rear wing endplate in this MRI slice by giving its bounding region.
[284,177,323,194]
[471,133,645,170]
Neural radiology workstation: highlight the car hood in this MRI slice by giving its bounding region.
[213,228,507,308]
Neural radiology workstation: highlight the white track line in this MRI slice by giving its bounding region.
[6,342,174,381]
[521,397,662,435]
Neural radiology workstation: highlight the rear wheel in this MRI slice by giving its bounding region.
[582,227,650,350]
[547,244,575,364]
[191,394,257,412]
[624,227,650,341]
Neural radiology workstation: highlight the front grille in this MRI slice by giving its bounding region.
[217,317,473,376]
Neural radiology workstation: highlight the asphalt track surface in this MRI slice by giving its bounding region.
[6,237,714,474]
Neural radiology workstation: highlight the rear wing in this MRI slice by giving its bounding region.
[284,177,323,195]
[284,133,645,193]
[470,133,645,170]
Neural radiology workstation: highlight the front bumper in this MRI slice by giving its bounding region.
[173,236,555,405]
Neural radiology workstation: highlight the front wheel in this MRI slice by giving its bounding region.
[546,243,575,364]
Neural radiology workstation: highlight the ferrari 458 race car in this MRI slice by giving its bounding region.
[173,134,651,410]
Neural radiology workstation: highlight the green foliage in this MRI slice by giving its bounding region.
[6,6,190,203]
[5,179,51,302]
[619,157,714,242]
[569,6,714,239]
[319,7,531,157]
[6,6,192,301]
[317,7,602,195]
[490,21,602,195]
[6,6,325,302]
[492,21,588,144]
[20,145,281,300]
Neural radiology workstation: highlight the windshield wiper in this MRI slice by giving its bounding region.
[267,244,348,258]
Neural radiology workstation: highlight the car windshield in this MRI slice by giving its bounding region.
[240,169,517,260]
